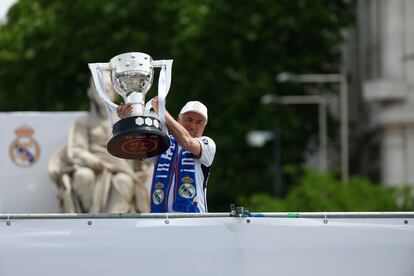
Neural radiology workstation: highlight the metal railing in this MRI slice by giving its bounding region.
[1,211,413,220]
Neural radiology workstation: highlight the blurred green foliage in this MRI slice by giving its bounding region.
[239,170,414,212]
[0,0,355,210]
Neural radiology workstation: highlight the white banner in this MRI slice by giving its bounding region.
[0,216,413,276]
[0,112,86,213]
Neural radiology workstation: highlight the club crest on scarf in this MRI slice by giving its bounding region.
[178,176,195,199]
[150,136,200,212]
[152,182,165,205]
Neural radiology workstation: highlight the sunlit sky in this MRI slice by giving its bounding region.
[0,0,17,22]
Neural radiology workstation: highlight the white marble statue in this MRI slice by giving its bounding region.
[48,79,151,213]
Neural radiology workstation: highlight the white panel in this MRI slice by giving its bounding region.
[0,112,86,213]
[0,217,413,276]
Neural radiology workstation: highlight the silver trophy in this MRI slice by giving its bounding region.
[89,52,172,159]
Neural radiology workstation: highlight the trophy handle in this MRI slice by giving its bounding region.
[144,100,154,115]
[153,60,173,133]
[88,63,119,125]
[111,77,129,104]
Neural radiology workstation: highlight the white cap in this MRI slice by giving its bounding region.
[179,101,208,123]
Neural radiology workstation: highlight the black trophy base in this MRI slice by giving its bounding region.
[107,115,170,159]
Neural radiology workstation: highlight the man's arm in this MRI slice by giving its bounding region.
[163,111,202,157]
[152,97,202,157]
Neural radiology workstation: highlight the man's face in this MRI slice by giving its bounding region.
[178,112,206,138]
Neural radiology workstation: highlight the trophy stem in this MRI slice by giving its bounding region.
[127,92,145,116]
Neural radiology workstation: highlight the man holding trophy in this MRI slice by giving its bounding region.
[118,98,215,212]
[89,52,216,213]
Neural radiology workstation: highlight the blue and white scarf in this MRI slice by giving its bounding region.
[150,136,200,213]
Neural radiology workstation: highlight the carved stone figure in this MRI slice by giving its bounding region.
[48,78,150,213]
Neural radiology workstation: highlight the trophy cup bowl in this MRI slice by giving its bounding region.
[98,52,170,159]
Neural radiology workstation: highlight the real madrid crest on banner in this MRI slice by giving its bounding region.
[9,125,41,168]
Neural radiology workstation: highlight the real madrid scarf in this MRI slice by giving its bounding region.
[150,136,200,213]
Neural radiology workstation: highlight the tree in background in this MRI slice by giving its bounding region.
[239,170,414,212]
[0,0,354,211]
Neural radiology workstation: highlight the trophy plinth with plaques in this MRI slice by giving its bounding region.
[89,52,173,159]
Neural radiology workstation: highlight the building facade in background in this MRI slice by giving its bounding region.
[348,0,414,186]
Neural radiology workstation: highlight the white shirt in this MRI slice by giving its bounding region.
[147,136,216,212]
